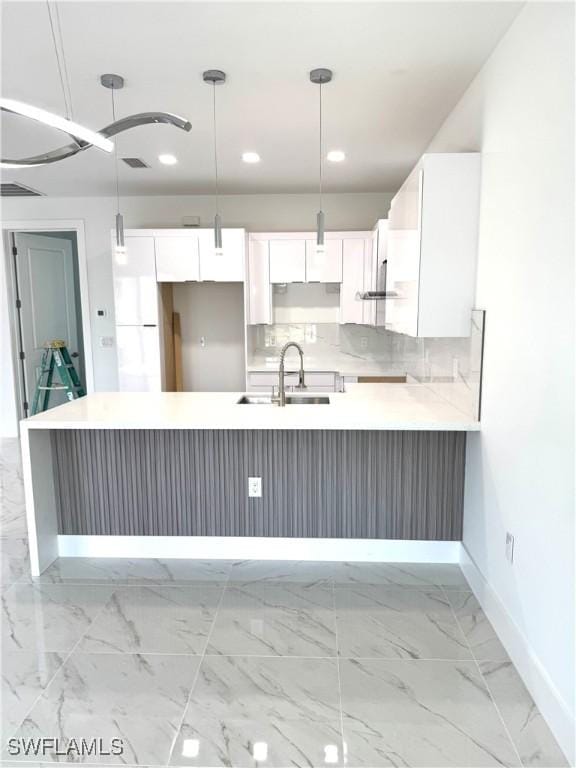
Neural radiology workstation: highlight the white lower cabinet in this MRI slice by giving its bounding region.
[247,370,338,393]
[115,325,162,392]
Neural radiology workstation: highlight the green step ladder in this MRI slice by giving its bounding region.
[31,340,86,415]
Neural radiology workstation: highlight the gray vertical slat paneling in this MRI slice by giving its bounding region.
[52,429,466,540]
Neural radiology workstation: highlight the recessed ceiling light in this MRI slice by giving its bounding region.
[158,154,178,165]
[242,151,260,163]
[327,150,346,163]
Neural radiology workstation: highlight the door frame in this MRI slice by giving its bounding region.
[2,219,94,422]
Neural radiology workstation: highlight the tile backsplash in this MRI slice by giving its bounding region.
[247,310,485,420]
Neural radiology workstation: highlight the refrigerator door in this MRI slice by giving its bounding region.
[116,325,161,392]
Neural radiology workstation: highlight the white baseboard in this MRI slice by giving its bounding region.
[58,535,461,563]
[460,546,575,765]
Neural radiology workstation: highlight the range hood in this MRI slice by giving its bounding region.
[357,290,400,300]
[357,259,400,300]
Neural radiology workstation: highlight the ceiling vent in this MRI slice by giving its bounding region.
[1,182,43,197]
[122,157,149,168]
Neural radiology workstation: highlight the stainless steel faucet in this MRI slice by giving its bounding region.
[273,342,306,406]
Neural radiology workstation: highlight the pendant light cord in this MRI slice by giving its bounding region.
[212,81,220,216]
[46,0,73,120]
[110,88,121,215]
[319,80,323,212]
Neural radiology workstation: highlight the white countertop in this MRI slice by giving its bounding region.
[21,385,480,431]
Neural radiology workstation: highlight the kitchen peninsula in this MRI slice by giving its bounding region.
[21,384,478,576]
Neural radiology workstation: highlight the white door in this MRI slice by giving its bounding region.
[269,239,306,283]
[305,239,343,282]
[14,232,82,412]
[155,236,199,282]
[112,236,158,325]
[198,229,245,282]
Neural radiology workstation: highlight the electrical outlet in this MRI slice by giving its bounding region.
[248,477,262,498]
[360,337,368,350]
[505,532,515,563]
[99,336,114,348]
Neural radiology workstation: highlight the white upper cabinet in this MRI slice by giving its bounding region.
[339,236,375,324]
[155,235,199,282]
[305,239,343,282]
[198,228,245,282]
[112,235,159,326]
[247,237,272,325]
[269,238,306,283]
[386,153,481,337]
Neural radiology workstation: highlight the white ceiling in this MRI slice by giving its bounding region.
[1,1,521,197]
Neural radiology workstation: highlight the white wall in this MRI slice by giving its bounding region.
[427,3,574,760]
[1,192,391,435]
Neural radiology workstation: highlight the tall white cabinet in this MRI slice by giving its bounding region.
[112,235,163,391]
[386,153,481,337]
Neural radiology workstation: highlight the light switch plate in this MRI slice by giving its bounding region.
[248,477,262,498]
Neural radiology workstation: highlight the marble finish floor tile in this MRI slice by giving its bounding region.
[207,583,336,657]
[0,439,27,539]
[5,652,201,765]
[446,591,509,661]
[228,559,334,587]
[1,536,29,588]
[339,658,522,766]
[480,661,569,767]
[1,650,65,737]
[171,655,342,767]
[335,586,471,660]
[36,557,233,585]
[332,561,468,589]
[2,583,114,652]
[79,585,223,654]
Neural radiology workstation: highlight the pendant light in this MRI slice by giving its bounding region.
[101,73,125,257]
[203,69,226,255]
[310,68,332,253]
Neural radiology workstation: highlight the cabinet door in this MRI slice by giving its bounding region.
[113,236,158,325]
[116,325,161,391]
[305,239,343,282]
[247,239,271,324]
[199,229,245,282]
[386,168,422,336]
[269,239,306,283]
[339,239,366,324]
[155,236,199,282]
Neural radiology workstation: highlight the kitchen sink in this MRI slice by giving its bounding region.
[237,395,330,405]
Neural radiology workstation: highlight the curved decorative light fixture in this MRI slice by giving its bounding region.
[310,67,333,253]
[0,103,191,168]
[203,69,226,255]
[1,98,113,153]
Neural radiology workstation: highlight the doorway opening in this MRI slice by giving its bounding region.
[5,229,89,420]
